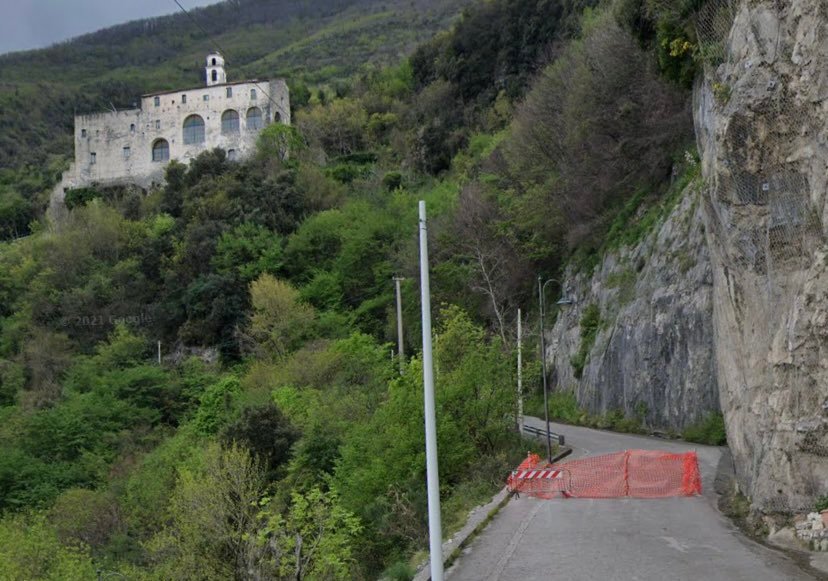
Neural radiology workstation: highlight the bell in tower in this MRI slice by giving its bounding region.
[206,52,226,86]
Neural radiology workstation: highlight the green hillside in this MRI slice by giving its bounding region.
[0,0,701,578]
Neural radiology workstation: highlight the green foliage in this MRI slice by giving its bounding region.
[655,20,698,87]
[147,442,264,579]
[816,495,828,513]
[258,485,363,580]
[63,187,102,210]
[256,124,305,163]
[0,0,710,576]
[0,512,96,579]
[211,222,283,283]
[682,412,727,446]
[192,376,242,436]
[221,402,300,479]
[570,304,601,379]
[247,274,316,359]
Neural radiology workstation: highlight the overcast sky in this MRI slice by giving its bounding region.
[0,0,222,55]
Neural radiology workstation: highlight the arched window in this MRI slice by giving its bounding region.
[212,57,217,66]
[250,88,257,100]
[212,70,218,82]
[152,139,170,162]
[183,114,205,145]
[221,110,240,134]
[246,107,263,131]
[274,111,281,124]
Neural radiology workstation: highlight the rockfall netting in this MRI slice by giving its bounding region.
[507,451,702,499]
[695,0,827,513]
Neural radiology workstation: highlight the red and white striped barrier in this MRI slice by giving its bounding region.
[511,469,564,480]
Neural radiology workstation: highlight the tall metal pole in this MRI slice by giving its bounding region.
[538,277,552,463]
[517,308,524,434]
[419,201,443,581]
[394,276,405,375]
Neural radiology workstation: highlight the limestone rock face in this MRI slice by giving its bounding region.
[695,0,828,512]
[547,183,719,431]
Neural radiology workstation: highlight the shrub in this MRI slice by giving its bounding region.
[570,304,601,378]
[682,412,726,445]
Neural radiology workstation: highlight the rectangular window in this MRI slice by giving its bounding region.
[130,123,135,133]
[123,146,131,160]
[81,129,87,138]
[182,94,187,104]
[227,149,237,161]
[251,89,257,100]
[154,96,160,107]
[203,94,209,102]
[155,120,161,130]
[90,152,96,165]
[226,87,232,98]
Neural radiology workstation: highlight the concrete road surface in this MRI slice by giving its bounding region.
[447,416,815,581]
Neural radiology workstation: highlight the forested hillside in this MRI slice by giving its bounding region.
[0,0,703,577]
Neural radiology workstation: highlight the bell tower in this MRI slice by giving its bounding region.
[206,52,226,86]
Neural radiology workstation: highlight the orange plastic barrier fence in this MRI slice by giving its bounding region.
[507,450,702,499]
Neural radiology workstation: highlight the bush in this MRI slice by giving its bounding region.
[570,304,601,379]
[682,412,726,445]
[816,495,828,513]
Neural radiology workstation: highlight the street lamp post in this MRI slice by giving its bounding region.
[538,276,571,464]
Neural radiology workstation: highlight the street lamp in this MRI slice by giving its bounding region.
[537,276,574,463]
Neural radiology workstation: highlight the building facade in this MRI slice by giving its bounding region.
[55,53,290,200]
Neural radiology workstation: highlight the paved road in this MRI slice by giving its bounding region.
[447,416,814,581]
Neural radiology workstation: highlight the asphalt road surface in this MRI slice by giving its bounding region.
[446,416,814,581]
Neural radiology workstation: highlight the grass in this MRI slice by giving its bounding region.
[606,268,637,306]
[524,390,646,435]
[682,412,727,446]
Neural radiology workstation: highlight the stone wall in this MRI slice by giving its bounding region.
[546,180,719,431]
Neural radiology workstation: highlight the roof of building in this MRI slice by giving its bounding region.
[141,79,275,98]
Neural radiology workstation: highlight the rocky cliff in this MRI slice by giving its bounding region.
[695,0,828,513]
[548,0,828,515]
[547,177,720,431]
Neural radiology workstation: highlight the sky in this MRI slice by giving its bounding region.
[0,0,222,55]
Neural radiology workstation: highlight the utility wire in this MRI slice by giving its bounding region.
[170,0,287,115]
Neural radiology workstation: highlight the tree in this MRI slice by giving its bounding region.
[148,443,264,580]
[222,402,300,481]
[245,274,315,359]
[505,12,691,248]
[21,328,73,409]
[0,512,96,580]
[257,485,362,580]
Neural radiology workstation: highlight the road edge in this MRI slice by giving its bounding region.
[413,446,572,581]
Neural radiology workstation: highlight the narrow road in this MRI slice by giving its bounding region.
[447,416,814,581]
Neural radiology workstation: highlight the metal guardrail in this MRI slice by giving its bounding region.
[523,424,565,446]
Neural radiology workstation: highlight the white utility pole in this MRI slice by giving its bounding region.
[157,340,162,365]
[419,200,443,581]
[517,308,524,434]
[393,276,405,375]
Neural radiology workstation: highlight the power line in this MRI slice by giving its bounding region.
[170,0,287,116]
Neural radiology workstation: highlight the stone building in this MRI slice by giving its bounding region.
[54,53,290,201]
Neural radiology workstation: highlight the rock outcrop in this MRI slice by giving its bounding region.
[695,0,828,512]
[547,180,720,431]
